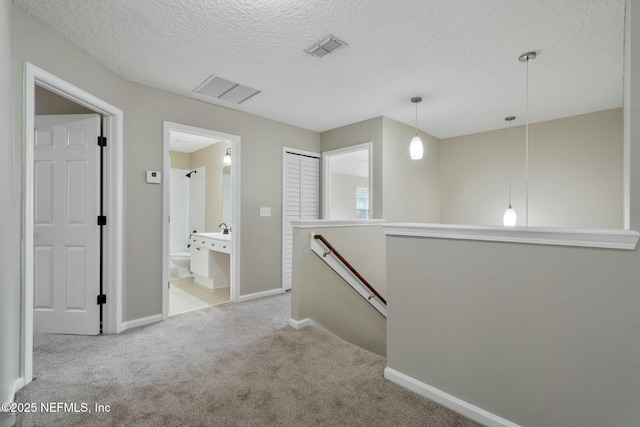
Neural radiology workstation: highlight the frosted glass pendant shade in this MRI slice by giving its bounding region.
[503,205,517,227]
[410,135,424,160]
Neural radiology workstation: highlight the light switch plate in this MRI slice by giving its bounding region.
[146,170,161,184]
[260,207,271,217]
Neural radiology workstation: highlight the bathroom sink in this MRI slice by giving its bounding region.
[193,232,231,242]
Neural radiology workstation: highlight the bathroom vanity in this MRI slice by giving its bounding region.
[190,232,231,289]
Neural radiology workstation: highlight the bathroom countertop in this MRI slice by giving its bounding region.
[192,232,231,242]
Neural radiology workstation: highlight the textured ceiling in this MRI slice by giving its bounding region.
[15,0,626,139]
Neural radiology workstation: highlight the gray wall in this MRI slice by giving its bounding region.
[320,116,442,223]
[321,108,622,229]
[385,2,640,425]
[11,4,320,325]
[35,85,95,115]
[441,109,623,228]
[386,235,640,426]
[382,117,441,223]
[291,224,387,356]
[0,3,18,427]
[320,117,383,219]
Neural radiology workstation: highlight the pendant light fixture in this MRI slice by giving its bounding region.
[503,116,517,227]
[409,96,424,160]
[223,148,231,165]
[519,51,536,227]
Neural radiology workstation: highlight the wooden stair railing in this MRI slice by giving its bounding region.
[312,234,386,309]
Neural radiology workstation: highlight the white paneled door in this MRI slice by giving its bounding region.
[34,114,101,335]
[283,150,320,291]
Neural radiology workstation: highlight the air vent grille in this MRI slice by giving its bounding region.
[305,34,347,57]
[194,75,260,104]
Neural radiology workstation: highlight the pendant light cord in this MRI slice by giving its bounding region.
[508,120,513,206]
[414,102,418,137]
[525,57,530,227]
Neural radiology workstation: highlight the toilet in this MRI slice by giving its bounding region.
[170,252,192,278]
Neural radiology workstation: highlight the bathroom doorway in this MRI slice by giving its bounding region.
[162,122,241,318]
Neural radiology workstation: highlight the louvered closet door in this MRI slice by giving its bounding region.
[283,151,319,291]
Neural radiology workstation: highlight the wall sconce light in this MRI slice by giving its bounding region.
[409,96,424,160]
[223,148,231,165]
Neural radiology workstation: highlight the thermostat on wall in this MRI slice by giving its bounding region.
[146,171,162,184]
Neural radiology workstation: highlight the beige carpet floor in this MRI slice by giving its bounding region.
[15,293,481,426]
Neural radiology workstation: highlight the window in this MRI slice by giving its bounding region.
[356,187,369,219]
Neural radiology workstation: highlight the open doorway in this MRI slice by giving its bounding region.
[322,142,373,220]
[22,63,124,386]
[162,122,241,319]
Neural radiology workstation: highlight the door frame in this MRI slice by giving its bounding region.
[162,121,242,318]
[22,63,124,386]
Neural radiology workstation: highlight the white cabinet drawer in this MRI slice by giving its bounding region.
[192,236,231,254]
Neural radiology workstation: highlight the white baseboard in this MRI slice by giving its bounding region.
[0,411,15,427]
[1,377,24,427]
[288,318,334,336]
[384,367,520,427]
[8,378,24,401]
[237,288,283,302]
[121,314,163,331]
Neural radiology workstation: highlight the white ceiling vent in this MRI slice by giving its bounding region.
[305,34,347,57]
[194,75,260,104]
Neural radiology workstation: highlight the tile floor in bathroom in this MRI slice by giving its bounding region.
[169,275,230,316]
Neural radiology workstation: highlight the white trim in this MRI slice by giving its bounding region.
[4,377,24,404]
[291,219,385,229]
[288,318,335,336]
[1,378,24,425]
[0,413,15,427]
[162,122,242,321]
[383,223,640,250]
[282,146,321,292]
[121,314,163,331]
[23,63,124,388]
[237,288,283,302]
[322,142,373,220]
[384,367,521,427]
[623,0,631,229]
[310,234,386,317]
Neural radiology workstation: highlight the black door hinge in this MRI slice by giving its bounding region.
[97,136,107,147]
[97,294,107,305]
[97,216,107,226]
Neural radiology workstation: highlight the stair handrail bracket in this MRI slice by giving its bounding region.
[310,233,387,317]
